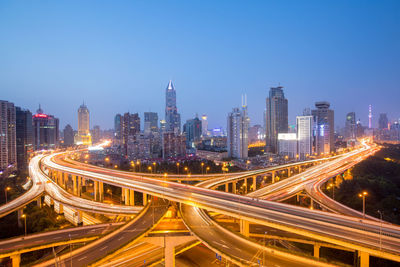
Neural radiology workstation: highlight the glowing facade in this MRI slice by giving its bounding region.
[77,103,91,145]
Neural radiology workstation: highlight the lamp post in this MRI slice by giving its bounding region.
[21,214,27,236]
[328,183,335,200]
[201,162,204,175]
[148,166,152,174]
[206,167,210,174]
[358,191,368,218]
[378,210,383,251]
[4,187,11,203]
[136,160,141,172]
[152,162,156,174]
[176,162,180,175]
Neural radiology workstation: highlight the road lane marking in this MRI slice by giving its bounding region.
[100,246,108,251]
[117,236,124,241]
[78,256,87,261]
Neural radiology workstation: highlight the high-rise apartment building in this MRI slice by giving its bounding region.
[227,102,249,159]
[312,101,334,154]
[144,112,158,134]
[16,107,33,170]
[115,112,141,156]
[183,116,202,148]
[32,106,59,150]
[201,114,208,137]
[114,114,122,143]
[265,86,288,153]
[345,112,356,140]
[77,103,91,145]
[162,132,186,159]
[63,124,74,147]
[378,113,388,130]
[296,115,313,160]
[278,133,298,158]
[0,100,17,172]
[165,80,181,134]
[91,125,101,144]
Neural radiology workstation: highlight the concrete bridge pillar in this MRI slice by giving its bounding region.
[76,210,83,226]
[310,198,314,209]
[129,189,135,206]
[244,179,248,194]
[239,219,250,237]
[56,202,64,214]
[287,168,291,177]
[225,183,229,193]
[11,254,21,267]
[359,251,369,267]
[73,175,78,195]
[252,176,256,191]
[77,176,82,197]
[313,244,320,258]
[143,193,148,206]
[272,172,275,183]
[17,209,23,228]
[99,182,104,202]
[123,188,130,205]
[232,182,236,193]
[36,196,42,208]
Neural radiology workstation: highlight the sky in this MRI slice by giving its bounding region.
[0,1,399,130]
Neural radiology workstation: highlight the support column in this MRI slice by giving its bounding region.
[165,239,175,267]
[252,176,256,191]
[244,179,248,194]
[129,189,135,206]
[76,210,83,226]
[310,198,314,209]
[287,168,291,177]
[239,219,249,237]
[57,203,64,214]
[272,172,275,183]
[232,182,236,194]
[143,193,148,206]
[225,183,229,193]
[72,175,78,195]
[11,254,21,267]
[77,176,82,197]
[99,182,104,202]
[359,251,369,267]
[36,196,42,207]
[124,188,130,205]
[17,209,23,228]
[94,181,99,201]
[313,244,320,258]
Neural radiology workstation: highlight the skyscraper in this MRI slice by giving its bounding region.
[32,105,59,150]
[165,80,181,134]
[114,114,122,143]
[345,112,356,140]
[296,115,313,160]
[265,86,288,153]
[227,99,249,159]
[0,100,17,172]
[201,114,208,137]
[91,125,101,144]
[144,112,158,134]
[117,112,141,156]
[77,103,91,145]
[312,101,334,154]
[63,124,74,147]
[183,116,202,148]
[378,113,388,130]
[16,107,33,171]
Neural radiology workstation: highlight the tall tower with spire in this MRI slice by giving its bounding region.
[77,102,91,145]
[165,80,181,133]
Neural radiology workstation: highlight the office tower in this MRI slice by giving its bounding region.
[312,101,334,154]
[0,100,17,172]
[77,103,91,145]
[265,86,288,153]
[227,98,249,159]
[91,125,101,144]
[296,115,313,160]
[114,114,122,142]
[378,113,388,130]
[165,80,181,134]
[248,125,264,144]
[162,132,186,159]
[63,124,74,146]
[201,114,208,137]
[144,112,158,134]
[183,116,202,148]
[15,107,33,171]
[345,112,356,140]
[278,133,298,158]
[32,105,59,150]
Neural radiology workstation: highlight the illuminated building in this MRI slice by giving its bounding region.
[0,100,16,172]
[227,96,249,159]
[165,80,181,134]
[345,112,356,140]
[265,86,288,153]
[162,132,186,159]
[312,101,334,154]
[201,114,208,137]
[76,103,91,145]
[278,133,297,158]
[32,105,59,150]
[63,124,74,147]
[114,112,140,156]
[144,112,158,134]
[183,116,202,148]
[91,125,101,144]
[296,115,313,160]
[248,125,264,144]
[114,114,122,143]
[16,107,33,170]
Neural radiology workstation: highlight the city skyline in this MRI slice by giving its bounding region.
[1,1,399,130]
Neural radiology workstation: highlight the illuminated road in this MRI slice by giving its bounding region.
[36,197,169,267]
[0,156,44,218]
[40,148,400,262]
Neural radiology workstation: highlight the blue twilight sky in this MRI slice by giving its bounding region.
[0,1,399,130]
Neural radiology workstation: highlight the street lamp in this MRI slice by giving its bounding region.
[152,162,156,173]
[206,167,210,174]
[328,183,335,200]
[148,166,152,174]
[4,187,11,203]
[176,162,180,175]
[21,214,27,236]
[201,162,205,175]
[136,160,141,172]
[358,191,368,218]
